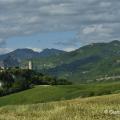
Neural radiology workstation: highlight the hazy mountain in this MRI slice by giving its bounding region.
[0,49,39,61]
[0,48,66,67]
[3,55,20,68]
[39,48,66,57]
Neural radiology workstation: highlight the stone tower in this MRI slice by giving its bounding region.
[28,61,32,70]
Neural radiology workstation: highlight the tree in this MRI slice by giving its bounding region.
[0,71,14,89]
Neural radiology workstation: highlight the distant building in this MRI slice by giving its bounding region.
[0,82,2,87]
[28,61,32,70]
[20,60,33,70]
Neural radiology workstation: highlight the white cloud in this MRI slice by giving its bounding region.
[26,47,43,52]
[99,2,111,7]
[0,48,13,54]
[0,0,120,50]
[82,24,112,35]
[78,24,115,45]
[64,47,76,52]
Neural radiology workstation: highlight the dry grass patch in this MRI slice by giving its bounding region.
[0,94,120,120]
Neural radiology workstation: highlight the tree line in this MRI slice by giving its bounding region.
[0,68,72,96]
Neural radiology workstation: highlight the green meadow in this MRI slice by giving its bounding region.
[0,82,120,107]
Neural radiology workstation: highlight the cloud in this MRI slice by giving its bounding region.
[77,23,120,45]
[0,48,13,54]
[0,39,6,47]
[64,47,76,52]
[82,24,112,35]
[0,0,120,49]
[26,47,43,52]
[54,38,78,47]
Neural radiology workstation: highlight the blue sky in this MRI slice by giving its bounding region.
[6,31,78,52]
[0,0,120,54]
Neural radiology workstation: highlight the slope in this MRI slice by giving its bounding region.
[31,40,120,82]
[0,82,120,107]
[0,93,120,120]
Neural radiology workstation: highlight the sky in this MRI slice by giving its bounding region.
[0,0,120,54]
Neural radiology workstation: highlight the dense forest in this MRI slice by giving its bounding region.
[0,68,72,96]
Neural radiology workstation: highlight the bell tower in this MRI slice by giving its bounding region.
[28,61,32,70]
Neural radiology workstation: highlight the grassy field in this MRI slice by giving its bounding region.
[0,82,120,107]
[0,93,120,120]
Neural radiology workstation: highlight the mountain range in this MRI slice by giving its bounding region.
[31,40,120,83]
[0,48,66,68]
[1,40,120,83]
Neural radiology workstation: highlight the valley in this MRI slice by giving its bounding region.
[0,0,120,119]
[1,40,120,83]
[0,82,120,107]
[0,41,120,120]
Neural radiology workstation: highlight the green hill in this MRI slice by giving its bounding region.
[0,82,120,107]
[31,40,120,83]
[0,93,120,120]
